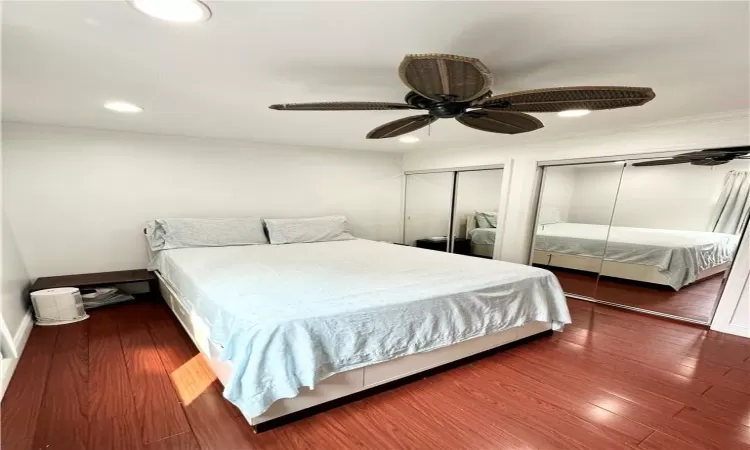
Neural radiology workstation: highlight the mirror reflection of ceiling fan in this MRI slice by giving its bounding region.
[632,146,750,167]
[269,54,655,139]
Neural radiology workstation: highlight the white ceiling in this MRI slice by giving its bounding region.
[3,1,748,152]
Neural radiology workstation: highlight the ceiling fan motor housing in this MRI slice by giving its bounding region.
[404,91,473,118]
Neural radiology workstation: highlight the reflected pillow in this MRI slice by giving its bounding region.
[264,216,355,244]
[475,212,498,229]
[146,218,268,251]
[538,207,562,225]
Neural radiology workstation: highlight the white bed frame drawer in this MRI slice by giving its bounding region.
[254,369,365,423]
[362,325,535,388]
[156,273,213,356]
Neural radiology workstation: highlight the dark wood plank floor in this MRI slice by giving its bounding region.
[551,268,724,323]
[3,298,750,450]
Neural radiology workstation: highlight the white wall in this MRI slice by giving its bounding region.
[403,172,454,245]
[613,161,749,231]
[555,161,750,231]
[566,164,624,225]
[3,123,404,278]
[455,169,504,217]
[539,166,575,222]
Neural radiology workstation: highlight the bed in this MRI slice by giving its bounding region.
[146,237,570,430]
[467,219,739,290]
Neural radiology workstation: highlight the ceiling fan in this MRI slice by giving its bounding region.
[269,53,656,139]
[632,146,750,167]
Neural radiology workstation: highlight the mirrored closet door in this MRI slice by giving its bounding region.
[403,168,504,258]
[532,163,625,298]
[532,156,750,324]
[452,169,504,258]
[404,172,455,251]
[592,158,750,323]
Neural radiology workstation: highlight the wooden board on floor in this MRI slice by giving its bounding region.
[0,326,58,447]
[3,298,750,450]
[119,314,191,444]
[552,268,724,322]
[31,321,90,450]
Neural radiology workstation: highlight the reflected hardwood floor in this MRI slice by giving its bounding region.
[3,298,750,449]
[549,268,724,323]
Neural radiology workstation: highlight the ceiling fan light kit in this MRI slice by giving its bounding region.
[130,0,212,23]
[558,109,591,117]
[104,101,143,113]
[269,53,656,140]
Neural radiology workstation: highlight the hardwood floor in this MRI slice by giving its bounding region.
[3,298,750,449]
[550,268,724,323]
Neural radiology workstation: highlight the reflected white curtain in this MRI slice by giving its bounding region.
[709,171,750,234]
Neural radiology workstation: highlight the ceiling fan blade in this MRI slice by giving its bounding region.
[476,86,655,112]
[398,54,493,103]
[692,159,732,166]
[708,145,750,154]
[366,114,437,139]
[631,159,689,167]
[269,102,418,111]
[684,147,750,158]
[456,110,543,134]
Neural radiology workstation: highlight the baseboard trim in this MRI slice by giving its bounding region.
[13,310,34,354]
[710,322,750,338]
[1,310,34,399]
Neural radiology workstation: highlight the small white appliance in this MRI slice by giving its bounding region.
[31,287,89,326]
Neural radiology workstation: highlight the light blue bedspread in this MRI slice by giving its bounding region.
[534,223,739,289]
[150,239,570,418]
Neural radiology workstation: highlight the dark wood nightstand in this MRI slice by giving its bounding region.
[415,237,471,255]
[30,269,159,300]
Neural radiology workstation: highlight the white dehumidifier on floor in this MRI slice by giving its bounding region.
[31,287,89,326]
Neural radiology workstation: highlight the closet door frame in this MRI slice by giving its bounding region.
[532,151,748,326]
[403,164,505,253]
[529,162,625,300]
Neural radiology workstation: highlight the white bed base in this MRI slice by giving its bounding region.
[532,250,729,288]
[154,272,552,428]
[472,244,495,258]
[464,214,496,258]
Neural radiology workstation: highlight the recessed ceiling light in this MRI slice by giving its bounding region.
[104,101,143,113]
[557,109,591,118]
[399,136,420,144]
[130,0,211,23]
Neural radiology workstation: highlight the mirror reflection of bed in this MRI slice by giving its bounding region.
[404,168,504,259]
[465,213,498,258]
[533,159,749,323]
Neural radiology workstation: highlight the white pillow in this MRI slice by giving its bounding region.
[146,218,268,251]
[475,212,498,229]
[264,216,354,244]
[538,207,562,225]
